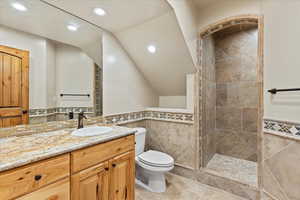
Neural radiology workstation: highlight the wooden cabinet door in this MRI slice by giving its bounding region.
[109,151,135,200]
[0,46,29,128]
[16,178,70,200]
[72,161,109,200]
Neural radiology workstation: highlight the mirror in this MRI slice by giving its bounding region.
[0,0,103,127]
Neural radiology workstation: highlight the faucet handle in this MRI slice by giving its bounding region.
[79,111,87,119]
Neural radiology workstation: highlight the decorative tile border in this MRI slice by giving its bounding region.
[30,107,94,117]
[30,107,194,124]
[104,110,194,125]
[264,119,300,139]
[0,109,194,138]
[200,15,259,38]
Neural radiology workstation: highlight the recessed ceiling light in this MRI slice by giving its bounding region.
[11,2,27,11]
[67,24,78,32]
[94,8,106,16]
[147,45,156,54]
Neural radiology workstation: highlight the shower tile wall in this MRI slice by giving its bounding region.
[202,36,217,166]
[214,27,258,162]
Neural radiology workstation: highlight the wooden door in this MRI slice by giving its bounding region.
[0,45,29,128]
[16,178,70,200]
[109,151,135,200]
[72,161,109,200]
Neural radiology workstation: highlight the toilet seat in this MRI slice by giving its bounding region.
[138,150,174,168]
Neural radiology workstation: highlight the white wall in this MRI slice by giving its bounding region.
[167,0,199,66]
[186,73,194,110]
[103,32,158,115]
[46,40,57,108]
[158,73,194,109]
[55,43,94,108]
[262,0,300,122]
[197,0,260,30]
[0,25,48,109]
[159,96,186,108]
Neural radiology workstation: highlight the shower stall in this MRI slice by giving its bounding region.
[200,23,260,187]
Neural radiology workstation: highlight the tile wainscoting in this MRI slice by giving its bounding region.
[263,118,300,200]
[29,107,95,124]
[128,120,196,169]
[263,130,300,200]
[116,109,196,169]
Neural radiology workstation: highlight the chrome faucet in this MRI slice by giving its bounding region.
[78,111,87,129]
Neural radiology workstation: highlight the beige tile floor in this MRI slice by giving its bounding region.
[135,173,247,200]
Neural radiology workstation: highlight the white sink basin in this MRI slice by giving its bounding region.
[71,126,113,137]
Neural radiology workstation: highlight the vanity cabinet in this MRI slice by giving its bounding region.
[0,135,135,200]
[71,135,135,200]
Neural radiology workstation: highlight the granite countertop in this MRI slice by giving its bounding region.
[0,126,136,173]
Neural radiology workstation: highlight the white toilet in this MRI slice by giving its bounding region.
[134,127,174,193]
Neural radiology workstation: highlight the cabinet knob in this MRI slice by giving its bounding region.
[112,164,116,168]
[34,175,42,181]
[105,167,109,171]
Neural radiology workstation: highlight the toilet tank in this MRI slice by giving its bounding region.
[133,127,146,156]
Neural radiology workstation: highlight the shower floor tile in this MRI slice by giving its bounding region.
[136,173,247,200]
[205,154,258,187]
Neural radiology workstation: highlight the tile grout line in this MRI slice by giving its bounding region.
[264,164,291,200]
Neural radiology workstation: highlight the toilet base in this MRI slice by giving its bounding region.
[136,165,169,193]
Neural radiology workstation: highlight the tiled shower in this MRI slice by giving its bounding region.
[201,24,260,185]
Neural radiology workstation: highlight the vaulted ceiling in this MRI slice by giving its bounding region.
[0,0,196,96]
[42,0,196,96]
[43,0,172,33]
[115,11,194,95]
[0,0,102,48]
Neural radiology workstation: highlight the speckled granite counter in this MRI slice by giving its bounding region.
[0,126,135,173]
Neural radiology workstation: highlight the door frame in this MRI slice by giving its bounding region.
[0,45,29,124]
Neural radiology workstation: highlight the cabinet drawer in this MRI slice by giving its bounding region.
[0,154,70,200]
[71,135,134,173]
[16,178,70,200]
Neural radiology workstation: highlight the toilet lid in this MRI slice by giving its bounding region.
[138,150,174,167]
